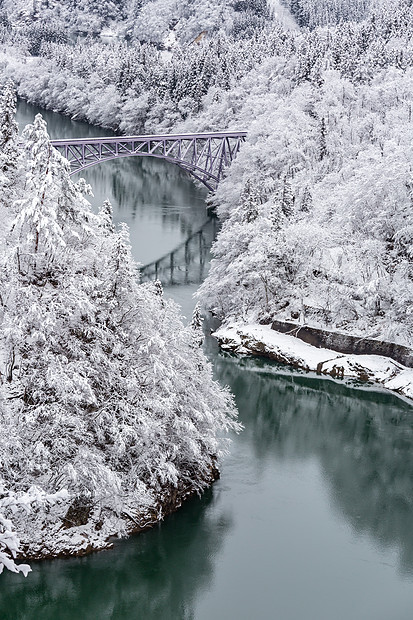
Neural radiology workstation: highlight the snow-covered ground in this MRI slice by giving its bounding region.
[214,323,413,402]
[267,0,298,30]
[100,27,119,41]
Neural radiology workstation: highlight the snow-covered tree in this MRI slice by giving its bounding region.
[0,113,240,570]
[0,79,18,177]
[0,484,69,577]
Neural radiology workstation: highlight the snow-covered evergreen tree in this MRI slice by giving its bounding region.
[0,113,239,572]
[0,79,18,207]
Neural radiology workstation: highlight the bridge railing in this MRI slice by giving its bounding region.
[50,131,248,146]
[50,131,247,191]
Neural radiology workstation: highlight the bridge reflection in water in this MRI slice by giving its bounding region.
[139,217,218,286]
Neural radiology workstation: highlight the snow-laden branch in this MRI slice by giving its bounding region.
[0,486,69,576]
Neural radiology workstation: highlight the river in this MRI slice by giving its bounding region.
[2,102,413,620]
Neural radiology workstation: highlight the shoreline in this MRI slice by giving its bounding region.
[18,467,220,562]
[214,322,413,404]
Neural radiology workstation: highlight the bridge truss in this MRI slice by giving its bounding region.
[51,131,247,190]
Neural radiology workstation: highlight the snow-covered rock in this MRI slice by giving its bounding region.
[214,323,413,402]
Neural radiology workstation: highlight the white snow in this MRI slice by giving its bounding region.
[214,322,413,402]
[267,0,299,30]
[164,28,177,50]
[100,28,118,39]
[384,370,413,399]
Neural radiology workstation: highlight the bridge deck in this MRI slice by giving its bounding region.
[51,131,248,147]
[50,131,248,190]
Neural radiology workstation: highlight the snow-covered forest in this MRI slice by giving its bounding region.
[0,0,412,575]
[0,84,238,575]
[200,0,413,347]
[0,0,411,347]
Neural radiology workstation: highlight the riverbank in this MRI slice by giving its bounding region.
[214,322,413,403]
[18,467,220,562]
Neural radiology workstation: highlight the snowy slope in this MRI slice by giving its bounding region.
[267,0,298,30]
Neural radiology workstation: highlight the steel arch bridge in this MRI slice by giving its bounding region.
[51,131,247,191]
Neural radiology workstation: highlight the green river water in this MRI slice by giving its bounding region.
[2,101,413,620]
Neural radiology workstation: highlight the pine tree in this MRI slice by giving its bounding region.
[240,178,261,223]
[190,302,204,347]
[301,186,313,212]
[281,175,295,217]
[0,80,18,177]
[98,199,115,234]
[319,117,327,161]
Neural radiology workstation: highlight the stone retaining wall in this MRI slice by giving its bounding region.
[270,321,413,368]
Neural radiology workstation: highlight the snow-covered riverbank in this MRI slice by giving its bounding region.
[214,323,413,402]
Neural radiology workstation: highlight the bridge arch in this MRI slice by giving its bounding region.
[51,131,247,191]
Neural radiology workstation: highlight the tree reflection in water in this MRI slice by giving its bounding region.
[0,489,232,620]
[213,351,413,574]
[2,322,413,619]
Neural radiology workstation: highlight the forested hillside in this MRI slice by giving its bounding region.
[0,1,411,343]
[200,1,413,347]
[0,0,282,129]
[283,0,374,28]
[0,85,238,575]
[0,0,272,44]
